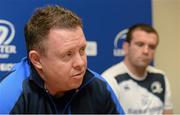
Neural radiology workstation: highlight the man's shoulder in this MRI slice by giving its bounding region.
[147,65,166,76]
[1,57,31,83]
[146,66,169,86]
[85,69,125,114]
[101,62,126,78]
[86,69,107,85]
[0,57,31,113]
[86,68,115,91]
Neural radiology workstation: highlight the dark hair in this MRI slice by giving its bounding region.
[125,23,159,43]
[24,5,83,55]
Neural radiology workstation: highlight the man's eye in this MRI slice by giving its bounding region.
[136,42,144,47]
[80,48,85,55]
[67,51,73,56]
[149,45,156,50]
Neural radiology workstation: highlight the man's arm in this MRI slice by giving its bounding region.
[163,75,173,114]
[105,84,125,114]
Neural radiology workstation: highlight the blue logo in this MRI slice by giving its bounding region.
[0,19,16,71]
[0,19,16,59]
[113,29,128,56]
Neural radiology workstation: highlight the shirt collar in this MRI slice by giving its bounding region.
[29,63,45,89]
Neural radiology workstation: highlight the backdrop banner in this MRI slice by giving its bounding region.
[0,0,152,77]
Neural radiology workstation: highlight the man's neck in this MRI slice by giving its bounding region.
[123,60,146,78]
[44,83,65,97]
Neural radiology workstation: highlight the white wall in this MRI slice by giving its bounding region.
[153,0,180,113]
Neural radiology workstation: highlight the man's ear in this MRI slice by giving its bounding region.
[29,50,42,69]
[123,42,129,56]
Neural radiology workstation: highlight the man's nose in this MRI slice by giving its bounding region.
[143,46,149,54]
[73,54,85,69]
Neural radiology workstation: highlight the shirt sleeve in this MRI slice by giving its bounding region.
[164,74,173,110]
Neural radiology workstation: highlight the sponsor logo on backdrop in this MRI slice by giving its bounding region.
[0,63,15,71]
[0,19,16,71]
[113,29,128,57]
[0,19,16,58]
[86,41,97,56]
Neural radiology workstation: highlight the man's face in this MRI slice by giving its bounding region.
[124,29,158,68]
[39,27,87,94]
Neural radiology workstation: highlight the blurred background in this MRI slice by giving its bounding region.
[153,0,180,113]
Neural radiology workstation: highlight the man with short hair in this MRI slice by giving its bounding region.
[102,23,173,114]
[0,5,124,114]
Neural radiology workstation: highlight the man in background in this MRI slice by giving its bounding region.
[0,5,124,114]
[102,23,173,114]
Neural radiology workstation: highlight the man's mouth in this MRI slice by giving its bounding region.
[72,71,84,79]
